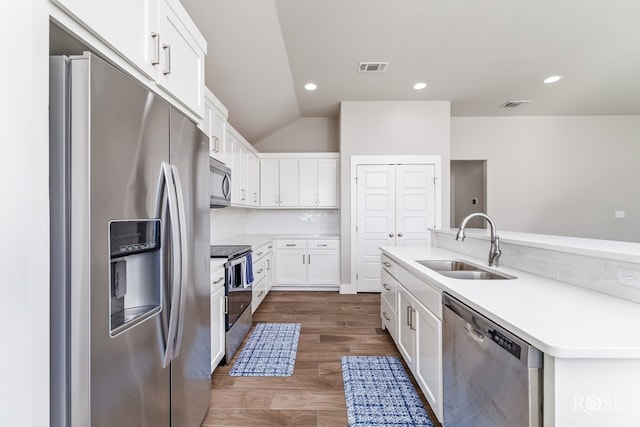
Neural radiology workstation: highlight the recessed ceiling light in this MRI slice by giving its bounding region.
[413,82,427,90]
[304,83,317,91]
[543,75,562,84]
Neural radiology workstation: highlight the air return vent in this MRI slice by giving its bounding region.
[500,100,532,108]
[358,62,389,72]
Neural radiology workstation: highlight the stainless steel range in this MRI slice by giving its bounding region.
[210,245,253,364]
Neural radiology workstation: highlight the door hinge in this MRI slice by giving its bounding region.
[356,273,359,280]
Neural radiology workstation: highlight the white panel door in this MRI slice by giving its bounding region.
[317,159,338,207]
[279,159,299,207]
[307,250,339,285]
[356,165,395,292]
[275,249,307,285]
[395,164,436,247]
[298,159,318,207]
[415,299,443,421]
[260,159,279,207]
[248,154,260,206]
[397,285,415,369]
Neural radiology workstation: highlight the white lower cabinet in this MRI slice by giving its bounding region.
[251,242,274,313]
[385,261,443,423]
[275,239,339,287]
[210,261,226,373]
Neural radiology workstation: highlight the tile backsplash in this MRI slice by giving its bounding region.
[433,230,640,304]
[210,208,339,243]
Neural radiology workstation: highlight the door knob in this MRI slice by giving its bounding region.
[389,233,394,237]
[397,232,403,237]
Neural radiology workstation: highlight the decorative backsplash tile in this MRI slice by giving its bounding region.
[433,230,639,304]
[210,208,339,243]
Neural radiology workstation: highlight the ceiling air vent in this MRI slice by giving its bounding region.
[500,100,532,108]
[358,62,389,72]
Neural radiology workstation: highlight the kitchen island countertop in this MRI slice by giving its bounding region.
[381,245,640,359]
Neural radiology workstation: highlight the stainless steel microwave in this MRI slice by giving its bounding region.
[210,158,231,208]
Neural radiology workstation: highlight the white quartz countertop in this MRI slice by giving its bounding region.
[212,233,340,250]
[380,245,640,359]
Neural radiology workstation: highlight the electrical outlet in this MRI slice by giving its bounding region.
[617,267,640,288]
[615,211,625,219]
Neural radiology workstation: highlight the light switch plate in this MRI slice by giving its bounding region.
[618,267,640,288]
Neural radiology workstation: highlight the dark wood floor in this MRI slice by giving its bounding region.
[201,291,441,427]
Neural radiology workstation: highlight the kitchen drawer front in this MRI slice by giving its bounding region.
[398,267,442,319]
[253,256,266,284]
[276,239,308,249]
[252,278,267,313]
[307,239,338,250]
[381,268,398,312]
[252,243,270,260]
[381,297,397,342]
[210,264,225,293]
[381,254,398,279]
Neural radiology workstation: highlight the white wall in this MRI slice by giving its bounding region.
[0,1,50,425]
[339,101,451,284]
[451,116,640,242]
[253,117,338,152]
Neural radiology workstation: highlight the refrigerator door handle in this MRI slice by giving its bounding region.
[156,162,182,368]
[170,164,189,360]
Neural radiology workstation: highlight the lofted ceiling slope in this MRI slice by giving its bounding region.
[181,0,640,144]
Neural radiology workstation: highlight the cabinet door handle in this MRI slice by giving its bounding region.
[303,254,306,264]
[382,283,391,291]
[308,254,311,264]
[223,296,228,315]
[406,305,412,327]
[214,137,220,153]
[410,308,417,331]
[266,259,270,270]
[150,32,160,65]
[382,312,390,321]
[383,261,392,268]
[162,44,171,75]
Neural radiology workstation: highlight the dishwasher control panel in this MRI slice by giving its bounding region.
[488,329,522,359]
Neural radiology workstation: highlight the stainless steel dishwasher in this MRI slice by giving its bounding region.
[442,293,543,427]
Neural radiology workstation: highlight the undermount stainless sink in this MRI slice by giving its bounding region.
[416,259,516,280]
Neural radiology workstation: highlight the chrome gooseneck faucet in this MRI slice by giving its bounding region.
[456,213,502,267]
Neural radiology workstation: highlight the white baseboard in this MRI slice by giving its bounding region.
[339,283,357,294]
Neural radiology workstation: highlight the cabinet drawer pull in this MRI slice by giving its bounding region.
[258,291,265,298]
[162,43,171,75]
[382,312,390,321]
[383,261,392,268]
[256,269,264,274]
[150,32,160,65]
[286,243,296,247]
[256,251,263,257]
[317,243,328,247]
[382,283,391,291]
[410,308,417,331]
[406,305,412,327]
[212,277,224,285]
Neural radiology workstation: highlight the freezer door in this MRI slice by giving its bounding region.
[67,53,172,427]
[168,108,211,427]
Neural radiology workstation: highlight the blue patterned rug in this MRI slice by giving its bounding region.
[341,356,434,427]
[229,323,301,376]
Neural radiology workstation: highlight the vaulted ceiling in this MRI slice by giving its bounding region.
[181,0,640,143]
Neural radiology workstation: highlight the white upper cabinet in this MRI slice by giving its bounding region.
[200,88,228,164]
[51,0,155,78]
[51,0,206,118]
[260,154,338,209]
[227,125,259,207]
[152,0,206,118]
[260,159,299,207]
[299,158,338,208]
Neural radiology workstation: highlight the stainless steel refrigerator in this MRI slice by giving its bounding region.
[50,53,210,427]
